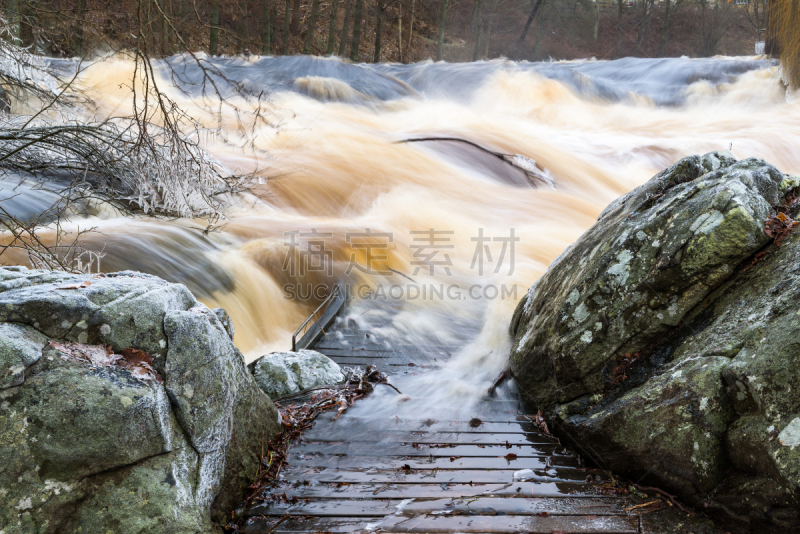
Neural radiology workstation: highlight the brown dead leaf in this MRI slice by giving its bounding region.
[56,281,92,290]
[118,348,163,383]
[49,341,119,367]
[765,210,800,247]
[504,453,518,461]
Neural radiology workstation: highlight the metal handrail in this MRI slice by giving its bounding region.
[292,284,341,351]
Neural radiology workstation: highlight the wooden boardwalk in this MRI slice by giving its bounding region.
[241,307,643,533]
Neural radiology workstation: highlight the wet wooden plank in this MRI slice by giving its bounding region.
[243,499,403,518]
[268,481,600,499]
[302,433,554,446]
[318,348,452,357]
[243,496,628,518]
[374,514,639,533]
[399,497,628,516]
[242,514,639,533]
[326,360,398,372]
[287,452,583,470]
[325,355,427,365]
[280,467,607,485]
[328,398,523,413]
[310,413,538,433]
[292,442,570,458]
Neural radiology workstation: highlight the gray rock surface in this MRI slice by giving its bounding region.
[0,267,280,534]
[249,349,345,399]
[510,153,800,532]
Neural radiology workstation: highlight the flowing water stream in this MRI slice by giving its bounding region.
[3,54,798,418]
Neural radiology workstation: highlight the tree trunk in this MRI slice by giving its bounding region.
[658,0,671,57]
[397,9,402,61]
[532,2,545,59]
[436,0,448,60]
[239,0,250,52]
[593,0,600,44]
[326,0,339,55]
[161,0,171,55]
[472,0,482,60]
[291,0,302,33]
[407,0,415,49]
[339,0,353,56]
[210,0,219,54]
[373,0,384,62]
[519,0,544,42]
[636,0,647,55]
[349,0,365,61]
[483,18,491,57]
[615,0,622,57]
[303,0,321,53]
[283,0,292,53]
[73,0,85,53]
[641,0,653,56]
[262,0,273,54]
[17,0,34,47]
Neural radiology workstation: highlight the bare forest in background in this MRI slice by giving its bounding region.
[1,0,767,64]
[768,0,799,87]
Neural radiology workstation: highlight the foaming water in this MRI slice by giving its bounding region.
[11,54,800,411]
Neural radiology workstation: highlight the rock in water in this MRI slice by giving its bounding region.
[510,153,800,532]
[249,349,345,399]
[0,267,280,534]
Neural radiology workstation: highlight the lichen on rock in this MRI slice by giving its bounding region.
[510,152,800,532]
[0,267,280,534]
[249,349,345,399]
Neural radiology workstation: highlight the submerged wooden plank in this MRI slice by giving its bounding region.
[286,452,583,470]
[268,481,600,499]
[371,514,639,533]
[244,499,402,518]
[318,348,452,357]
[324,355,427,365]
[242,514,639,533]
[279,467,607,485]
[399,496,628,516]
[301,430,555,446]
[243,496,628,518]
[311,412,537,433]
[292,442,569,458]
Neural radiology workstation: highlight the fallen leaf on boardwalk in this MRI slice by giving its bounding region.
[56,281,92,290]
[534,512,549,517]
[449,456,462,462]
[469,417,482,428]
[504,453,518,461]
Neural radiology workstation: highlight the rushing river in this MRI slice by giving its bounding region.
[3,54,798,412]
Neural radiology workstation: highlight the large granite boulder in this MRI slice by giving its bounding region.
[510,153,800,532]
[249,349,345,399]
[0,267,281,534]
